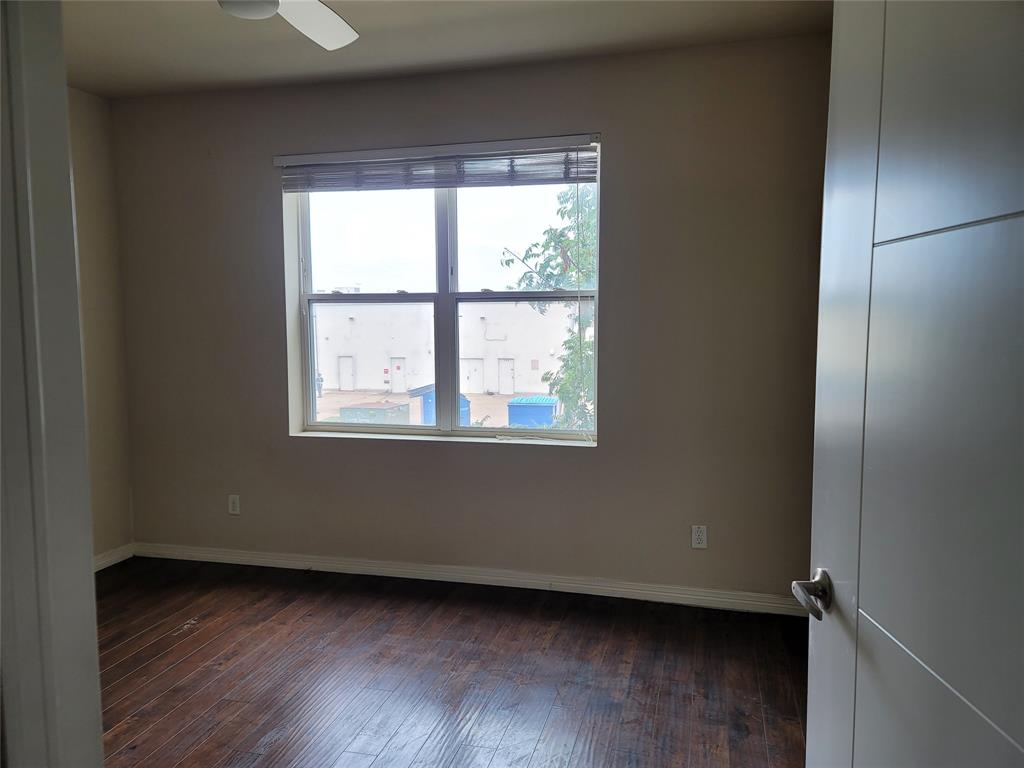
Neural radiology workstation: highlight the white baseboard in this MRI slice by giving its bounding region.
[93,542,136,572]
[132,542,803,616]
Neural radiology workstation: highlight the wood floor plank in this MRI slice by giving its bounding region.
[465,595,581,767]
[94,560,809,768]
[565,692,623,768]
[329,753,376,768]
[98,562,244,653]
[567,600,647,768]
[218,750,263,768]
[96,559,209,629]
[343,643,463,756]
[342,586,512,760]
[101,581,261,689]
[102,572,303,731]
[687,610,729,768]
[485,598,594,768]
[274,686,391,768]
[406,673,504,767]
[241,655,391,765]
[403,592,531,767]
[610,602,659,759]
[104,578,335,764]
[464,593,567,753]
[95,557,164,600]
[102,576,276,701]
[224,583,417,758]
[137,698,250,768]
[364,670,479,768]
[449,744,497,768]
[177,714,259,768]
[755,618,806,768]
[99,566,253,662]
[723,612,771,768]
[217,579,379,707]
[526,600,620,768]
[486,682,559,768]
[643,606,697,764]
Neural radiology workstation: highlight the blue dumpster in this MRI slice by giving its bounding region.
[408,384,471,426]
[507,395,558,428]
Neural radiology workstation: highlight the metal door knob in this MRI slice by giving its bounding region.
[791,568,834,620]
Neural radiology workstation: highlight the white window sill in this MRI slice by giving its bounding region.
[290,429,596,448]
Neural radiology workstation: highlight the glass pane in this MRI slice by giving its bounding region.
[307,189,436,294]
[457,299,595,432]
[310,302,435,427]
[455,183,598,292]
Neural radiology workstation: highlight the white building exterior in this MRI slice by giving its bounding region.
[313,301,579,395]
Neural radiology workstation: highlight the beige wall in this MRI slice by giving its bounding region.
[68,87,133,556]
[111,36,828,596]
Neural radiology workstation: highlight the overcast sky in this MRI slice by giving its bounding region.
[307,185,573,294]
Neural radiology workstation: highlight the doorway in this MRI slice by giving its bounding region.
[389,357,407,393]
[337,355,355,391]
[498,358,515,395]
[459,357,484,393]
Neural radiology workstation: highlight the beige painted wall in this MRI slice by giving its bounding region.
[111,36,828,596]
[68,87,133,556]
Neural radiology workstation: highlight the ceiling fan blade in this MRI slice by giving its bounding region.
[276,0,358,51]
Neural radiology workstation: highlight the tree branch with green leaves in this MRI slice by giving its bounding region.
[501,184,597,430]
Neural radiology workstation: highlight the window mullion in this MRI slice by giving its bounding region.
[298,195,315,429]
[301,294,315,428]
[298,193,312,293]
[434,189,456,432]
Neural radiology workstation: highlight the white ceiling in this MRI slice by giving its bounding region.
[63,0,832,98]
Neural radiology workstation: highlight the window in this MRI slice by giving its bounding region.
[279,135,599,442]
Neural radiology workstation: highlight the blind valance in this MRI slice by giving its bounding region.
[278,139,599,193]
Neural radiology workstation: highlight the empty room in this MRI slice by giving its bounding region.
[2,1,1021,767]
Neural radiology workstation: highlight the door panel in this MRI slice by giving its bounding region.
[860,217,1024,746]
[389,357,406,393]
[805,3,885,765]
[460,357,484,394]
[810,4,1024,767]
[875,1,1024,242]
[853,617,1024,768]
[337,355,354,390]
[498,358,514,395]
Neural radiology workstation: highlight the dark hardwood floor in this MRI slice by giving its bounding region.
[95,558,808,768]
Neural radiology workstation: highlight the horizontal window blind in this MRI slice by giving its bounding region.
[280,144,598,193]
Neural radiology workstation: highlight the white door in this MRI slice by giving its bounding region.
[459,358,484,393]
[802,4,883,763]
[498,358,515,395]
[804,3,1023,766]
[337,356,355,391]
[389,357,406,393]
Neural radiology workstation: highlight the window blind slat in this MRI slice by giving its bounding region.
[280,146,598,193]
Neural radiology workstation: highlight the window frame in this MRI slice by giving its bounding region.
[290,138,600,444]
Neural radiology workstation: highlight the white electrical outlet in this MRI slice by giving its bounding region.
[691,525,708,549]
[228,494,241,516]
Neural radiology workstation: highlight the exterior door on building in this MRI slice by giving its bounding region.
[337,356,355,391]
[389,357,406,393]
[498,358,515,395]
[802,3,1023,766]
[460,358,484,393]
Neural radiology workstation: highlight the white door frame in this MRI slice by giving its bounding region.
[1,2,104,765]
